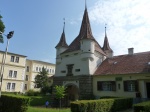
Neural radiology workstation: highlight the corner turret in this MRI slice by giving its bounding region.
[102,25,113,58]
[55,20,68,63]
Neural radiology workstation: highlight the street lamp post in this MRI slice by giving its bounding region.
[0,31,14,97]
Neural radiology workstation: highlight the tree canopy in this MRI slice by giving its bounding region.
[0,15,5,33]
[54,85,66,108]
[34,67,52,94]
[54,85,66,99]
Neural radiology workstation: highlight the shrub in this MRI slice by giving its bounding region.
[134,101,150,112]
[71,97,133,112]
[26,90,40,96]
[0,95,30,112]
[29,95,51,106]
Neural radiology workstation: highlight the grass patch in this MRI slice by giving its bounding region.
[27,106,71,112]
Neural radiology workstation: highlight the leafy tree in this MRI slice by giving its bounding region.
[34,67,51,94]
[0,15,5,43]
[54,85,66,108]
[0,15,5,33]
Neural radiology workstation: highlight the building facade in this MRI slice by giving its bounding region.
[54,4,150,105]
[0,51,55,93]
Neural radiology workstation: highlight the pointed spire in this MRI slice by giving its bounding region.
[63,18,65,33]
[85,0,87,10]
[55,19,68,48]
[105,24,107,38]
[78,1,94,40]
[102,24,113,52]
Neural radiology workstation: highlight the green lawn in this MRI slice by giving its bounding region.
[27,106,71,112]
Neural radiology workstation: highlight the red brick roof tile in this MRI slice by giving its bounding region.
[94,51,150,75]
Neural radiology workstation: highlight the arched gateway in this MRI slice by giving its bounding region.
[62,84,79,107]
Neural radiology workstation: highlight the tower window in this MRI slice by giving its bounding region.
[66,64,74,76]
[61,70,66,73]
[75,69,80,72]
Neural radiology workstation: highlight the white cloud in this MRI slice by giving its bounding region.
[89,0,150,55]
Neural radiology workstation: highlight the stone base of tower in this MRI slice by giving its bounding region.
[51,75,93,107]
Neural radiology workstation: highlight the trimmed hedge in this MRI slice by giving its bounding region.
[29,95,51,106]
[71,98,133,112]
[134,101,150,112]
[0,95,30,112]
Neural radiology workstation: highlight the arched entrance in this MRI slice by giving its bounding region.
[63,84,79,107]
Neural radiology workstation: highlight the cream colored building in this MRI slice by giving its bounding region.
[25,59,55,92]
[0,51,55,93]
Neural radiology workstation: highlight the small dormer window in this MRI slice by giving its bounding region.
[114,62,117,64]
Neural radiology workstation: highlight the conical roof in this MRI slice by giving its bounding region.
[55,24,68,48]
[62,7,105,55]
[102,26,113,52]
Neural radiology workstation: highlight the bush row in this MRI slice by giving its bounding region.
[0,95,30,112]
[29,95,51,106]
[134,101,150,112]
[71,98,133,112]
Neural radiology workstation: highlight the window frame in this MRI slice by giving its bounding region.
[15,56,19,63]
[10,56,15,62]
[97,81,116,91]
[124,80,138,92]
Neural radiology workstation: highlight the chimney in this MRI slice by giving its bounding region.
[128,48,134,55]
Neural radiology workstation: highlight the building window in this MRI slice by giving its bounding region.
[66,64,74,76]
[10,56,15,62]
[9,70,17,78]
[7,83,11,90]
[12,83,16,90]
[15,57,19,63]
[97,81,116,91]
[36,67,38,72]
[26,66,29,72]
[10,56,19,63]
[24,84,27,90]
[13,71,17,78]
[9,70,13,77]
[25,75,28,81]
[118,83,121,90]
[39,67,41,72]
[124,80,138,92]
[75,69,80,72]
[52,69,54,73]
[61,70,66,73]
[7,83,16,91]
[49,69,51,73]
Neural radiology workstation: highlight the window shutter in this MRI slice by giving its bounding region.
[135,81,139,92]
[124,81,128,91]
[97,81,102,90]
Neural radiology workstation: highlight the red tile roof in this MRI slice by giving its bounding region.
[94,51,150,75]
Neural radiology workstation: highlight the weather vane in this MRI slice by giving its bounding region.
[63,18,65,31]
[105,23,107,29]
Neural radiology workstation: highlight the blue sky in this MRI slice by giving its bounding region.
[0,0,150,64]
